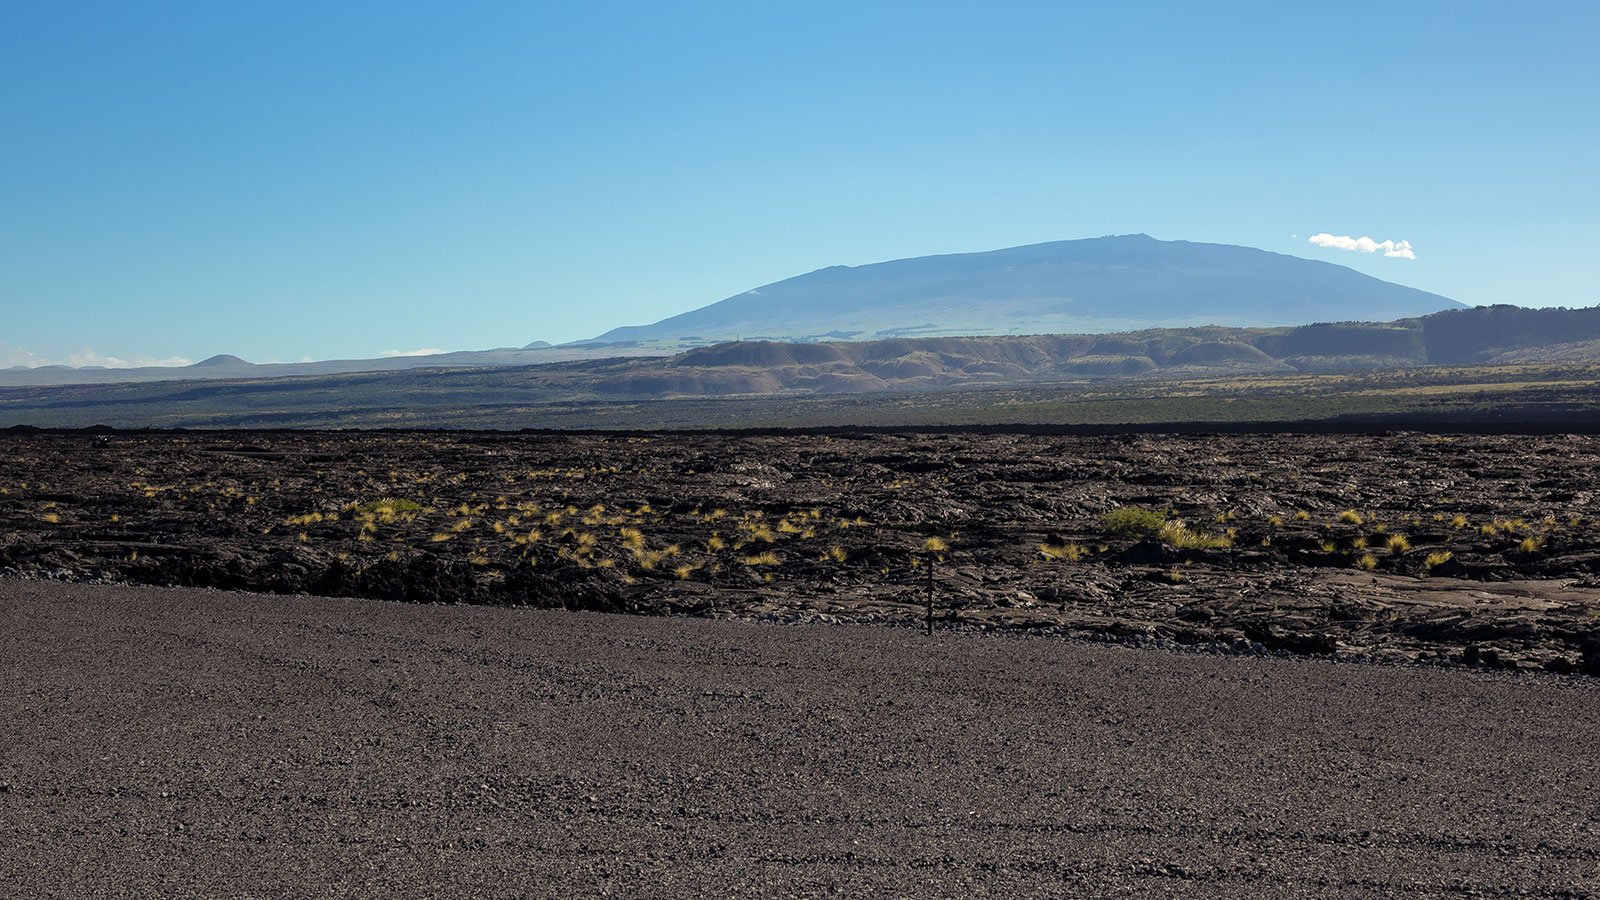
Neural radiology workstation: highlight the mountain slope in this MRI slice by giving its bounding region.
[587,234,1462,347]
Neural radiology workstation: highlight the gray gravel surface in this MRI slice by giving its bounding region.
[4,579,1599,898]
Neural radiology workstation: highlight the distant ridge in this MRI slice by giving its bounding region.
[583,234,1463,348]
[9,306,1600,430]
[0,345,675,388]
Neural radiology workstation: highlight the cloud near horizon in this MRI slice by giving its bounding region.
[1308,233,1416,260]
[67,349,195,368]
[0,344,193,368]
[380,347,447,357]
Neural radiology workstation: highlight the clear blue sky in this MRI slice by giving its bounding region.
[3,1,1596,366]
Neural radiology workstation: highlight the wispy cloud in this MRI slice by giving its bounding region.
[0,345,192,368]
[1308,233,1416,260]
[380,347,447,357]
[0,345,53,368]
[66,349,194,368]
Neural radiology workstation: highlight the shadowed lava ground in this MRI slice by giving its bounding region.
[3,429,1600,673]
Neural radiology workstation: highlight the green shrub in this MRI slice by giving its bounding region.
[1102,507,1169,538]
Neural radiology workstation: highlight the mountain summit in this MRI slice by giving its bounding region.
[584,234,1463,347]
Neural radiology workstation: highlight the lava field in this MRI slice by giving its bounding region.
[4,429,1599,673]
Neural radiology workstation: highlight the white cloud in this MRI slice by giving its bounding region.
[0,345,53,368]
[1308,233,1416,260]
[66,349,193,368]
[380,347,447,357]
[0,345,191,368]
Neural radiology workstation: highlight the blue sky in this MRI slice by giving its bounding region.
[2,1,1596,366]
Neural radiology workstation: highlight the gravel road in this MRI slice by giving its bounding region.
[4,579,1598,898]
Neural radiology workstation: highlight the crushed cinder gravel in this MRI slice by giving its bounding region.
[3,579,1598,899]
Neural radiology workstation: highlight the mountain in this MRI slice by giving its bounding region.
[584,234,1463,348]
[193,354,253,368]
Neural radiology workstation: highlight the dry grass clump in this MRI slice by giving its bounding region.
[1157,521,1232,549]
[1385,535,1411,553]
[1337,510,1364,525]
[344,498,423,523]
[739,521,776,543]
[1354,553,1378,571]
[1425,550,1453,568]
[1038,542,1086,562]
[634,549,668,570]
[618,527,645,551]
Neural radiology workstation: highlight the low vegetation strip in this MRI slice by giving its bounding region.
[5,350,1600,430]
